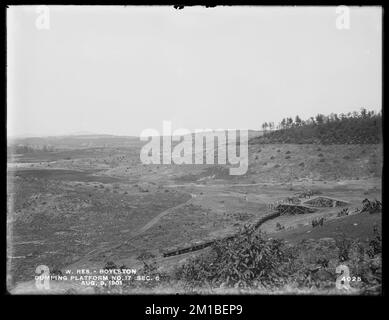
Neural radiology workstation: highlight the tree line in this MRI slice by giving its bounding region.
[8,144,56,154]
[256,108,382,144]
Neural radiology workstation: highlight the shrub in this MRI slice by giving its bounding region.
[361,199,382,214]
[276,222,285,231]
[317,257,329,268]
[335,234,353,262]
[137,251,156,261]
[312,217,324,228]
[50,267,63,276]
[104,261,118,270]
[337,208,349,217]
[367,226,382,258]
[177,227,292,288]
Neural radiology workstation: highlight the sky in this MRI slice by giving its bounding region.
[7,6,382,137]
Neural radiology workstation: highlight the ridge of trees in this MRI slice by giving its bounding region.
[8,144,56,154]
[255,108,382,144]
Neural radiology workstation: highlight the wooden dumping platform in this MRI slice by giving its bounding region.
[162,211,281,258]
[302,196,349,208]
[276,204,317,215]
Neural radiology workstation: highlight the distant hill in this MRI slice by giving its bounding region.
[251,109,382,145]
[7,134,140,151]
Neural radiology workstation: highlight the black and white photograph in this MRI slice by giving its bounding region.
[6,5,382,295]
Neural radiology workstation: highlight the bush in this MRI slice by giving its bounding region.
[335,234,353,262]
[337,208,349,217]
[276,222,285,231]
[177,226,292,288]
[361,199,382,214]
[174,226,382,293]
[104,261,118,270]
[367,226,382,258]
[137,251,156,261]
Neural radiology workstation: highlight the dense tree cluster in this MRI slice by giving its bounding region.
[254,108,382,144]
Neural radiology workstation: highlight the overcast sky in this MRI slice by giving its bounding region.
[7,6,382,137]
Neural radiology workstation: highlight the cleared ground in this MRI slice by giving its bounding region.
[7,140,382,293]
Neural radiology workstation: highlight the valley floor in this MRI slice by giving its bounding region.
[7,143,382,294]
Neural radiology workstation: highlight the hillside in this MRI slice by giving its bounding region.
[245,144,382,182]
[251,109,382,145]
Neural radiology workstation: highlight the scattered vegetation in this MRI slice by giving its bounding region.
[173,224,382,294]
